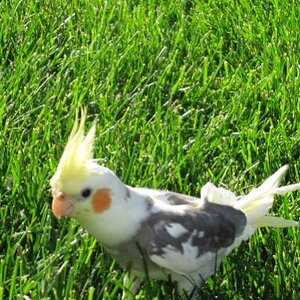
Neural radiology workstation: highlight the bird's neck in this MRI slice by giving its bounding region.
[80,187,151,247]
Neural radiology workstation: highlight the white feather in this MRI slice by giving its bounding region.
[200,182,237,205]
[166,223,189,238]
[234,165,299,227]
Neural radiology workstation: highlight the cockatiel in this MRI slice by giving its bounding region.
[50,110,299,298]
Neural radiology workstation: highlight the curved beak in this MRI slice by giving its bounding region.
[51,189,74,218]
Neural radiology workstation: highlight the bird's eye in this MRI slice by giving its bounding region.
[81,188,92,198]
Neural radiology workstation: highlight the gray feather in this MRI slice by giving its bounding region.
[105,197,247,277]
[138,201,247,257]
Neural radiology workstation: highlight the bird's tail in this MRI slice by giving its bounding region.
[234,165,299,228]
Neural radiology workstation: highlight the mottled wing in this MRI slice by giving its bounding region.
[137,201,247,275]
[133,187,201,205]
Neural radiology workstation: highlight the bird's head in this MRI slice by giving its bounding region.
[50,110,127,225]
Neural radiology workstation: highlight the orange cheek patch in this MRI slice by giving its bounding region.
[92,189,112,213]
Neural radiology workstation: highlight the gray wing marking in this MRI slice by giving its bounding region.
[164,191,200,205]
[137,202,247,258]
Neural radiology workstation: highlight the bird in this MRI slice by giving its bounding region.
[50,109,299,299]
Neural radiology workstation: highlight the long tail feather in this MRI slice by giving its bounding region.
[254,216,299,228]
[234,165,299,227]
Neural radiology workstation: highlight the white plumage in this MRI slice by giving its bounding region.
[50,111,299,298]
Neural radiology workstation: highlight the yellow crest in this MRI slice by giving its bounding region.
[50,109,96,191]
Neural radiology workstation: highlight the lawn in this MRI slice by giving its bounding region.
[0,0,299,299]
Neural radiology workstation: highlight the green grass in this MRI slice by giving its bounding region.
[0,0,299,299]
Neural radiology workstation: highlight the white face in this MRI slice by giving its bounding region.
[51,164,153,246]
[51,166,123,222]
